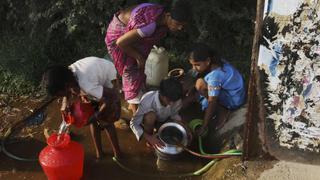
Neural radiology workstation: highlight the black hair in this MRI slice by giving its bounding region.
[42,65,74,96]
[159,78,183,101]
[189,43,223,68]
[169,0,192,23]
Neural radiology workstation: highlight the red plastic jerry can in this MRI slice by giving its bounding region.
[39,133,84,180]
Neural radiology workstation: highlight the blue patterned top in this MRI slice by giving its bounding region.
[199,62,246,110]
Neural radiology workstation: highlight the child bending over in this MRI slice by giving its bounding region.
[130,78,183,148]
[43,57,122,159]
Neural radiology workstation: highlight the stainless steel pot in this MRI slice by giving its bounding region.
[155,122,189,156]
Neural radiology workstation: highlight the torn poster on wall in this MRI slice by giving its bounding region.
[258,0,320,154]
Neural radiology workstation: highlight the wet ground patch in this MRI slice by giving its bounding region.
[0,97,205,180]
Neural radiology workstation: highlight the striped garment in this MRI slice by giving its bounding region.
[105,3,167,100]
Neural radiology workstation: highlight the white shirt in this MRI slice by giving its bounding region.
[69,57,117,101]
[130,91,182,141]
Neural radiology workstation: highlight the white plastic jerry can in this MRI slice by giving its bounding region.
[145,46,169,87]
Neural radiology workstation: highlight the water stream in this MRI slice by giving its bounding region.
[54,120,70,144]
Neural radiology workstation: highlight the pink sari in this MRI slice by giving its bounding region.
[105,4,167,100]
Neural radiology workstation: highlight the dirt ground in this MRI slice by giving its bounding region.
[203,157,276,180]
[3,95,318,180]
[0,95,203,180]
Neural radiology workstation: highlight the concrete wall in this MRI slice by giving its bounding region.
[257,0,320,159]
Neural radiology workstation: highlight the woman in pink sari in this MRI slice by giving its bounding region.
[105,1,191,114]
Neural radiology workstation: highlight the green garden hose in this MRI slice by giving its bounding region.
[111,119,242,178]
[112,147,239,178]
[188,119,242,157]
[112,156,217,177]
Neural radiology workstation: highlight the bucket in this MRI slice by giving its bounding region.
[168,68,198,96]
[64,101,94,128]
[168,68,185,80]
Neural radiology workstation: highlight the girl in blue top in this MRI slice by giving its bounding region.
[188,43,246,136]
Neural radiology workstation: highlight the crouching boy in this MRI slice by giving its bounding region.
[130,78,184,148]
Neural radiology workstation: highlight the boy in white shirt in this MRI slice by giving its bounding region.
[43,56,122,159]
[130,78,183,148]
